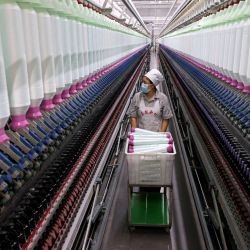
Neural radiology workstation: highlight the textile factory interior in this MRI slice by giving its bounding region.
[0,0,249,249]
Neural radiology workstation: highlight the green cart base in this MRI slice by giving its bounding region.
[128,190,171,231]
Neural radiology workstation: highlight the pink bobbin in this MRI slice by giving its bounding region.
[10,115,29,129]
[76,82,84,90]
[53,94,64,105]
[62,89,71,99]
[41,99,54,111]
[236,82,244,90]
[166,145,174,153]
[69,84,78,95]
[230,79,238,87]
[0,128,9,144]
[27,106,42,120]
[225,77,233,84]
[243,86,250,94]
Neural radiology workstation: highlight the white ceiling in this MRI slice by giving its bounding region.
[90,0,184,36]
[113,0,183,36]
[86,0,231,37]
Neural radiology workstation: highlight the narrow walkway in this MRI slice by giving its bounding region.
[99,50,171,250]
[150,45,164,93]
[150,45,159,70]
[100,152,171,250]
[99,51,207,250]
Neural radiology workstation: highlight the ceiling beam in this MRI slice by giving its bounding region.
[120,0,150,34]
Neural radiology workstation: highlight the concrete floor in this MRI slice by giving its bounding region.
[150,46,159,70]
[101,157,171,250]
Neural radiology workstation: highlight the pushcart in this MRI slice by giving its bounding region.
[125,137,176,232]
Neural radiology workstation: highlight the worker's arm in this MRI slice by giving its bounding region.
[127,94,139,129]
[130,117,138,128]
[160,119,169,132]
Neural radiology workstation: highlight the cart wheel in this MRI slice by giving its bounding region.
[129,226,135,232]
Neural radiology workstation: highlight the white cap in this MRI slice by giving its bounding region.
[144,69,164,86]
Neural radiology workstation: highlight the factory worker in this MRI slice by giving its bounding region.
[128,69,173,132]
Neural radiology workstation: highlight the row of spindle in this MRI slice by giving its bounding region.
[160,0,250,93]
[0,0,148,141]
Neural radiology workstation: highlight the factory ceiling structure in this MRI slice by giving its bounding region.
[89,0,235,36]
[90,0,183,35]
[113,0,182,35]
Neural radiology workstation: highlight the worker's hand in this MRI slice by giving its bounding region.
[160,119,169,132]
[130,117,138,128]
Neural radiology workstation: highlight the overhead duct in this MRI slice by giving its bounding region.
[120,0,150,35]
